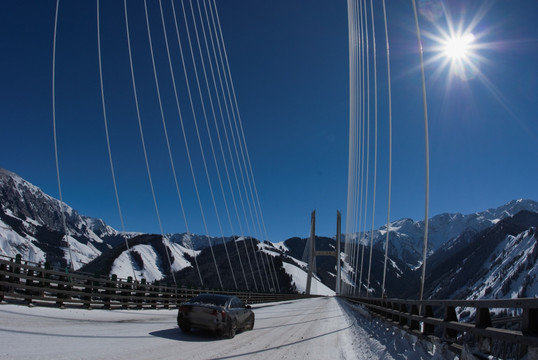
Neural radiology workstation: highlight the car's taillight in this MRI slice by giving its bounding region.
[211,310,226,320]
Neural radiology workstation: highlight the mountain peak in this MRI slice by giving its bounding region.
[0,168,124,269]
[366,199,538,268]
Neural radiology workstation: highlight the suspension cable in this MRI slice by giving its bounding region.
[143,0,201,286]
[366,0,378,297]
[169,0,223,289]
[351,0,361,296]
[345,0,358,295]
[353,0,363,295]
[182,0,238,289]
[204,0,259,291]
[353,0,365,295]
[381,0,393,298]
[96,0,137,281]
[411,0,430,303]
[157,0,203,287]
[211,0,270,291]
[124,0,177,286]
[347,0,357,295]
[52,0,74,270]
[193,0,249,289]
[358,0,371,297]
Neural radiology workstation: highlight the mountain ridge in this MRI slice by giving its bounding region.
[1,167,537,298]
[346,199,538,268]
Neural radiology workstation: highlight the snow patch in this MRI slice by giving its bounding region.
[282,261,335,296]
[0,221,45,263]
[111,245,163,282]
[164,237,197,272]
[63,236,101,270]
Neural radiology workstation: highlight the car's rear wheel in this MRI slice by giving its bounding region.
[179,324,190,333]
[228,319,237,339]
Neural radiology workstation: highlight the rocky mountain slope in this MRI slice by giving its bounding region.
[1,167,537,299]
[348,199,538,268]
[424,210,538,300]
[0,168,129,268]
[0,169,318,293]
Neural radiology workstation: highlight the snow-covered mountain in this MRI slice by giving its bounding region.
[461,227,537,301]
[349,199,538,268]
[0,168,323,293]
[0,168,132,268]
[2,167,537,299]
[0,169,232,280]
[77,233,199,283]
[167,232,236,251]
[424,210,538,301]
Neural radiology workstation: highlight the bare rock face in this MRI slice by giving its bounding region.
[2,167,537,298]
[0,168,120,268]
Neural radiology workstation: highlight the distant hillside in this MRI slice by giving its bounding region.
[423,210,538,300]
[0,168,126,268]
[0,168,332,294]
[161,238,294,292]
[279,236,413,298]
[2,167,537,299]
[349,199,538,268]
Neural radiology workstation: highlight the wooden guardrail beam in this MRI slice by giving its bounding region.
[0,256,316,310]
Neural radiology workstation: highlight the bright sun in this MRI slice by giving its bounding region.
[442,33,475,60]
[424,7,490,82]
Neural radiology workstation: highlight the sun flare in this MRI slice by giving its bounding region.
[425,24,483,81]
[442,33,475,60]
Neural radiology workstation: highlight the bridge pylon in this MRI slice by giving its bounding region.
[305,210,341,295]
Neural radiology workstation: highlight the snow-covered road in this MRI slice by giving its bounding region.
[0,297,453,359]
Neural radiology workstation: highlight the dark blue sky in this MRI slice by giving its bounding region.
[1,0,537,242]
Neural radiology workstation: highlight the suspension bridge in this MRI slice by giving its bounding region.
[46,0,423,305]
[1,0,538,359]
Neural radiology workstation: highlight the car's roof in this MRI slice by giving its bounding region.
[186,294,237,305]
[196,293,235,300]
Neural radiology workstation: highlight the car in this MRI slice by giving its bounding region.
[177,294,255,338]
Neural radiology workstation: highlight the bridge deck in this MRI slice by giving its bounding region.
[0,297,439,360]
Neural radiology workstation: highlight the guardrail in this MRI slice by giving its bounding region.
[0,255,313,309]
[342,296,538,359]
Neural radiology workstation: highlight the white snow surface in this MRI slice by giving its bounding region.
[110,241,196,282]
[0,219,44,262]
[257,241,280,256]
[163,237,197,272]
[0,298,457,360]
[273,240,289,253]
[353,199,538,267]
[111,244,162,282]
[282,261,335,296]
[0,168,120,267]
[463,229,538,302]
[63,235,102,270]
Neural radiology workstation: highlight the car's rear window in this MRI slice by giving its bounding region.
[189,295,228,306]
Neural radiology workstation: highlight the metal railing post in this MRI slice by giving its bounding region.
[423,305,434,336]
[443,305,458,340]
[399,303,408,327]
[306,210,316,295]
[521,307,538,357]
[475,307,492,354]
[410,304,420,331]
